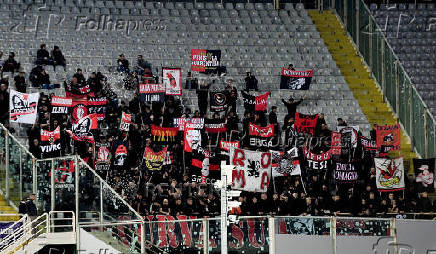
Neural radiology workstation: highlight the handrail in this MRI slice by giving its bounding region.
[77,157,143,221]
[0,213,48,254]
[0,214,29,237]
[359,0,436,126]
[49,211,76,234]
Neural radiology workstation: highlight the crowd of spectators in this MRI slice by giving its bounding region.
[0,48,435,220]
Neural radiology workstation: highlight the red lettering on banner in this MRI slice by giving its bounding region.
[247,219,265,248]
[260,172,270,190]
[178,215,194,247]
[229,221,244,249]
[232,149,245,166]
[232,168,246,188]
[260,152,271,168]
[165,216,179,248]
[157,215,168,248]
[145,215,154,248]
[279,220,287,234]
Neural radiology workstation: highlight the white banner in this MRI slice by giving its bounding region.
[271,147,301,177]
[9,89,39,124]
[375,157,405,192]
[163,68,181,95]
[229,148,271,192]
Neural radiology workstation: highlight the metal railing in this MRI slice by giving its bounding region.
[75,214,435,254]
[0,213,48,253]
[325,0,435,158]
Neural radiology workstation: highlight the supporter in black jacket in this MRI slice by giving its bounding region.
[73,68,86,84]
[245,72,258,91]
[117,54,130,73]
[282,97,304,118]
[14,71,26,93]
[52,46,66,71]
[36,44,51,65]
[0,83,9,124]
[2,52,20,75]
[196,80,209,116]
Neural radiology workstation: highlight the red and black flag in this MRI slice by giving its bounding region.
[376,124,401,151]
[67,114,98,142]
[40,126,61,158]
[51,96,72,114]
[294,112,318,135]
[87,96,108,121]
[280,68,313,90]
[241,91,270,112]
[191,49,221,74]
[204,118,227,133]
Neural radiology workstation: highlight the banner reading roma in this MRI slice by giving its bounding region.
[210,90,230,112]
[151,125,178,143]
[248,123,275,148]
[139,83,165,103]
[143,147,168,171]
[162,68,181,95]
[241,91,270,112]
[376,124,401,151]
[280,68,313,90]
[191,49,221,73]
[9,90,39,124]
[40,126,61,158]
[294,113,318,135]
[230,148,271,192]
[413,158,435,193]
[51,96,72,114]
[303,147,331,171]
[374,157,405,192]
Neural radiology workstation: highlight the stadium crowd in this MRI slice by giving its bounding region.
[0,48,435,219]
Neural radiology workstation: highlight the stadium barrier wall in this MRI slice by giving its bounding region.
[327,0,435,159]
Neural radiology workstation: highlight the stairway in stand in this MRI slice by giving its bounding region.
[0,195,19,221]
[308,10,418,171]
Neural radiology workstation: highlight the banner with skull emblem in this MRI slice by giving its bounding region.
[113,142,128,167]
[9,89,39,124]
[280,68,313,90]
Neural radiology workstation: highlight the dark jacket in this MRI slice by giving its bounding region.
[282,99,303,117]
[37,49,50,60]
[26,199,37,216]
